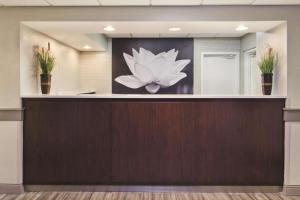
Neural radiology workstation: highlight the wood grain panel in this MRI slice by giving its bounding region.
[179,100,284,185]
[112,102,184,184]
[23,99,112,184]
[111,99,284,185]
[23,98,284,185]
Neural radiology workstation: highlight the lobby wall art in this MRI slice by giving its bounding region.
[112,38,194,94]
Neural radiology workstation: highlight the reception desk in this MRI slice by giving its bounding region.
[22,95,285,186]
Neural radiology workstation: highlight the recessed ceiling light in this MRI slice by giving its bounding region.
[236,25,249,31]
[83,45,92,50]
[169,27,181,32]
[104,25,115,32]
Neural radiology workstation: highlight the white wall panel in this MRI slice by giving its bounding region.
[0,122,22,184]
[285,122,300,185]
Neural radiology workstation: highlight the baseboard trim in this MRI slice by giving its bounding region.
[284,108,300,122]
[24,185,282,193]
[283,185,300,196]
[0,184,24,194]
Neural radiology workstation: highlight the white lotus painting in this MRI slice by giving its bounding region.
[112,38,193,94]
[115,48,191,94]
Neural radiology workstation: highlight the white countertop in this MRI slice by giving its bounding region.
[21,94,287,99]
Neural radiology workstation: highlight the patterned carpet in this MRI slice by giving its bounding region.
[0,192,299,200]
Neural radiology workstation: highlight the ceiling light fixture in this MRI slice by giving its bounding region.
[236,25,249,31]
[104,25,115,32]
[83,45,92,50]
[169,27,181,32]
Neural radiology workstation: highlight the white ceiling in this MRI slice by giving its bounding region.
[23,21,284,51]
[24,21,284,36]
[1,0,300,6]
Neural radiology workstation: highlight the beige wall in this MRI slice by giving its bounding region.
[241,33,256,52]
[0,122,22,184]
[20,24,80,95]
[79,39,112,94]
[256,23,287,96]
[0,6,299,186]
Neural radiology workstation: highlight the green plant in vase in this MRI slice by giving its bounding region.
[36,42,55,94]
[258,46,276,95]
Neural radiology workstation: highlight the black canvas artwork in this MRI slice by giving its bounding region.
[112,38,194,94]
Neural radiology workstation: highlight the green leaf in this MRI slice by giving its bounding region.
[36,45,56,75]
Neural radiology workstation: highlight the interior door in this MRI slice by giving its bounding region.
[201,52,240,95]
[244,49,259,95]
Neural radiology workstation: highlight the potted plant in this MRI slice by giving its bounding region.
[36,42,55,94]
[258,46,276,95]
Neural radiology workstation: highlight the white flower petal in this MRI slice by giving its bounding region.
[123,53,136,75]
[172,59,191,73]
[145,84,160,94]
[132,48,142,64]
[149,57,168,79]
[150,52,177,80]
[140,48,156,65]
[115,75,146,89]
[154,52,166,58]
[138,48,144,57]
[158,72,187,87]
[121,48,190,91]
[134,63,155,83]
[167,49,175,54]
[165,49,178,61]
[140,48,155,58]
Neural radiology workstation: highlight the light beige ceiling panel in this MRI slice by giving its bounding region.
[0,0,49,6]
[99,0,150,6]
[202,0,253,5]
[151,0,202,5]
[252,0,300,5]
[47,0,100,6]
